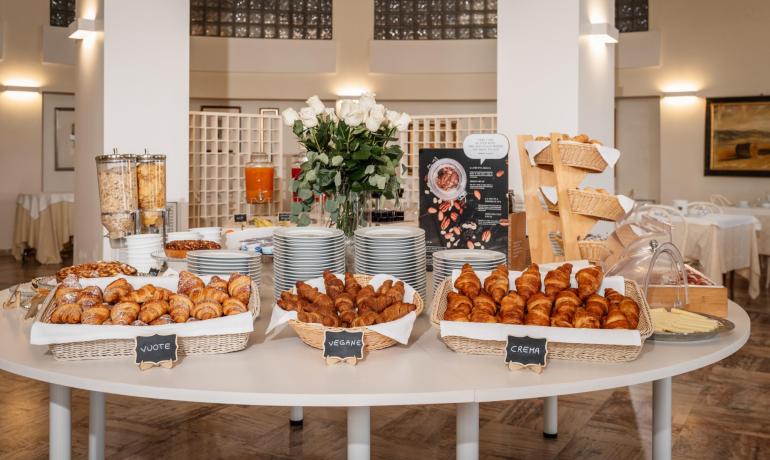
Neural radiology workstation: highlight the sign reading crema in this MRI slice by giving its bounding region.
[504,335,548,373]
[323,330,365,365]
[135,334,178,371]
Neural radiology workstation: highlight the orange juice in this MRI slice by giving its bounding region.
[245,165,274,203]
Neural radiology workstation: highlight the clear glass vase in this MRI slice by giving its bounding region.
[334,190,370,238]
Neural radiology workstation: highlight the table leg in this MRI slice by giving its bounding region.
[49,384,71,460]
[347,406,370,460]
[653,377,672,460]
[290,406,303,426]
[456,402,479,460]
[89,392,105,460]
[543,396,558,438]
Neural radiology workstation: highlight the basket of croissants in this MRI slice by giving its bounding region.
[429,262,653,363]
[32,271,260,361]
[276,271,424,352]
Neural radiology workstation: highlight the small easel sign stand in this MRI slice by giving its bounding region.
[517,133,626,264]
[135,334,178,370]
[323,330,365,365]
[505,336,548,374]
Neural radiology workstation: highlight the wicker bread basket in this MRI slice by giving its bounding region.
[429,277,653,363]
[578,240,612,263]
[38,281,261,361]
[545,189,627,221]
[534,141,608,172]
[286,274,424,352]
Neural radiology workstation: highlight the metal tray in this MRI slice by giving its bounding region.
[650,311,734,342]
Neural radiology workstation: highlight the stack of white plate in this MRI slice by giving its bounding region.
[187,250,261,288]
[125,234,163,273]
[431,249,507,295]
[354,226,427,300]
[189,227,222,245]
[167,231,202,242]
[273,227,345,299]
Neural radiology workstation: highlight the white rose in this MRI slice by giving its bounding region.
[337,99,356,120]
[365,109,385,132]
[282,108,300,127]
[299,106,318,128]
[324,107,338,122]
[395,112,412,132]
[386,110,400,126]
[305,95,325,115]
[344,110,365,127]
[358,92,376,113]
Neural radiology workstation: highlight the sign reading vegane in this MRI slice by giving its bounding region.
[134,334,178,370]
[323,330,365,365]
[504,335,548,373]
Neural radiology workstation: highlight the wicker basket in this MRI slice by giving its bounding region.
[578,240,612,263]
[286,274,425,352]
[429,277,653,363]
[546,189,627,222]
[534,142,608,172]
[39,281,261,361]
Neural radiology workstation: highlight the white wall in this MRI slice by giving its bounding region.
[615,97,660,201]
[618,0,770,203]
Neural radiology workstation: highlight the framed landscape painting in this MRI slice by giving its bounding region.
[705,96,770,177]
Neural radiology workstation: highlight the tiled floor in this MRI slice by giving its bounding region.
[0,255,767,459]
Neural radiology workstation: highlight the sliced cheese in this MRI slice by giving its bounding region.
[651,308,719,334]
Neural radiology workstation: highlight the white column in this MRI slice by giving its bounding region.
[543,396,558,438]
[653,377,673,460]
[49,384,71,460]
[456,402,479,460]
[347,406,370,460]
[497,0,616,195]
[74,0,190,262]
[89,392,106,460]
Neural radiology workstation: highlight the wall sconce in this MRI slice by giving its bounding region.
[661,91,698,98]
[68,18,102,40]
[335,87,370,98]
[1,85,41,93]
[581,22,619,44]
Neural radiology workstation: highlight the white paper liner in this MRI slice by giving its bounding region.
[266,274,418,345]
[444,265,641,346]
[524,140,620,168]
[539,186,635,214]
[30,275,255,345]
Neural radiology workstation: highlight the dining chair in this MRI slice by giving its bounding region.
[709,194,733,207]
[688,201,723,216]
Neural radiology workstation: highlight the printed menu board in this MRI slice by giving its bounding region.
[419,134,509,269]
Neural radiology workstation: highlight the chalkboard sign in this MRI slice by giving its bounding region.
[134,334,178,370]
[323,330,365,365]
[504,336,548,373]
[234,213,247,222]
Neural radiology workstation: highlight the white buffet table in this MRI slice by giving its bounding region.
[0,274,750,460]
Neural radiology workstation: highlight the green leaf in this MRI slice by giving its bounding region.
[298,214,311,227]
[305,170,317,182]
[352,150,371,160]
[331,155,343,166]
[298,188,313,200]
[290,202,304,214]
[325,199,339,212]
[317,153,329,164]
[334,171,342,187]
[290,179,300,192]
[364,165,375,175]
[292,120,304,136]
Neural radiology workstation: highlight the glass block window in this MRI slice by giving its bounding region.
[615,0,648,33]
[50,0,76,27]
[374,0,497,40]
[190,0,333,39]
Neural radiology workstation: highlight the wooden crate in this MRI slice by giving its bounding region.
[645,285,728,318]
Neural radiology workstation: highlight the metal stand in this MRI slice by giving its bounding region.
[543,396,558,438]
[89,392,105,460]
[49,384,71,460]
[289,406,304,427]
[456,402,479,460]
[347,406,370,460]
[653,377,672,460]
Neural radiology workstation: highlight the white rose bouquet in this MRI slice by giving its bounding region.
[282,93,410,236]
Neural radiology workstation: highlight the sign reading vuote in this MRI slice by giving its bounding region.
[135,334,178,370]
[323,330,365,365]
[504,335,548,373]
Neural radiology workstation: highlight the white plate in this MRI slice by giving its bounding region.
[354,226,425,239]
[274,227,344,238]
[432,249,506,261]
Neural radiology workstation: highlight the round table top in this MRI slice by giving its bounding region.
[0,282,750,407]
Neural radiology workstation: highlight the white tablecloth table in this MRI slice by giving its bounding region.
[723,206,770,255]
[678,213,761,298]
[11,193,74,264]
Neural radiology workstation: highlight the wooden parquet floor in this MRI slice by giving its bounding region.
[0,255,767,459]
